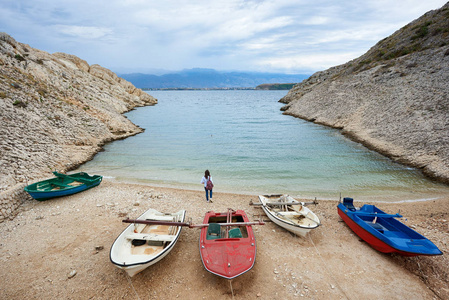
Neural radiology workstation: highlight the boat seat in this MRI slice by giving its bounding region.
[228,228,243,238]
[366,221,386,233]
[343,197,356,211]
[125,233,175,242]
[207,223,221,240]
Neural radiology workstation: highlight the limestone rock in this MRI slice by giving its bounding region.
[0,32,157,219]
[281,3,449,183]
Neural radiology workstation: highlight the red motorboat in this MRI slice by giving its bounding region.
[199,209,263,279]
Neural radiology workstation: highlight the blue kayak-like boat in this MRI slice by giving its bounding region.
[24,171,102,201]
[337,197,442,256]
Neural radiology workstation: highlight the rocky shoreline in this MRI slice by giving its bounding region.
[280,3,449,185]
[0,33,157,221]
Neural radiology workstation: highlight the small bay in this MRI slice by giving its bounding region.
[77,90,449,201]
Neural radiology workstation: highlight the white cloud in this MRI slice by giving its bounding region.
[256,52,361,73]
[302,16,330,25]
[53,25,114,40]
[1,0,447,74]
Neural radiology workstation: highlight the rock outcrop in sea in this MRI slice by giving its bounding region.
[0,33,157,221]
[280,3,449,183]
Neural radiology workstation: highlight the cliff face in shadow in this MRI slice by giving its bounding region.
[280,3,449,183]
[0,33,157,192]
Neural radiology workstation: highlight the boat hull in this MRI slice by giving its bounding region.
[24,172,102,200]
[259,195,320,237]
[262,207,310,237]
[337,199,442,256]
[199,210,256,280]
[110,209,186,277]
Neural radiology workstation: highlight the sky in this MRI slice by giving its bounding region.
[1,0,447,75]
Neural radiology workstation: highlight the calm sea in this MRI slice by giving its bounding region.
[76,90,449,201]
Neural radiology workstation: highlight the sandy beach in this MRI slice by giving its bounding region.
[0,180,448,299]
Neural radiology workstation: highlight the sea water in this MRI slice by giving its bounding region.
[77,90,449,201]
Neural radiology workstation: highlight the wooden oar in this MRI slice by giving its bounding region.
[123,219,191,227]
[188,221,265,228]
[250,200,318,206]
[53,172,93,184]
[123,219,265,228]
[252,202,301,206]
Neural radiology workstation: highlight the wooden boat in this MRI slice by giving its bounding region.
[257,194,320,237]
[199,209,263,280]
[110,209,186,277]
[24,171,102,200]
[338,197,442,256]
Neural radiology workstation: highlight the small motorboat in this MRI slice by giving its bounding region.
[110,209,186,277]
[24,171,102,200]
[256,194,320,237]
[199,208,264,280]
[338,197,442,256]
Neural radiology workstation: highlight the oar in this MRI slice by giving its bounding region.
[251,201,302,206]
[123,219,192,227]
[53,172,94,184]
[351,212,402,218]
[250,200,318,206]
[123,219,265,228]
[188,220,265,228]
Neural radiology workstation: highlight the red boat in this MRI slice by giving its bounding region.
[199,209,263,279]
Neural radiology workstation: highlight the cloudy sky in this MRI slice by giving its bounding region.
[1,0,447,74]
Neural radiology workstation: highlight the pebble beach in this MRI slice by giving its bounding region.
[1,179,447,299]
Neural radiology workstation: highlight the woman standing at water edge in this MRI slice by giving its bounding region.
[201,170,213,203]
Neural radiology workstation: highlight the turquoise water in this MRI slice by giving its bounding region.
[77,90,449,201]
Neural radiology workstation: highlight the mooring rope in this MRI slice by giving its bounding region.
[229,280,235,299]
[308,234,352,300]
[126,274,141,300]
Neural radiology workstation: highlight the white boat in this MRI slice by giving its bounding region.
[257,195,320,237]
[110,208,186,277]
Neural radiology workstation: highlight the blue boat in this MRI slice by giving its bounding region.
[24,172,102,201]
[338,197,442,256]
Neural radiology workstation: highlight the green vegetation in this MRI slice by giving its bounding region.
[0,91,6,98]
[14,54,25,62]
[12,100,27,108]
[411,21,431,40]
[352,5,449,74]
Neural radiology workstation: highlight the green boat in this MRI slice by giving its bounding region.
[24,171,103,201]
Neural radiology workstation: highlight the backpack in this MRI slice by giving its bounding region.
[206,177,214,190]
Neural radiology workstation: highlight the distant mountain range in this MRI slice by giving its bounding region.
[119,68,309,89]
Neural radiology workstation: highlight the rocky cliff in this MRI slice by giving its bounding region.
[281,3,449,183]
[0,33,157,219]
